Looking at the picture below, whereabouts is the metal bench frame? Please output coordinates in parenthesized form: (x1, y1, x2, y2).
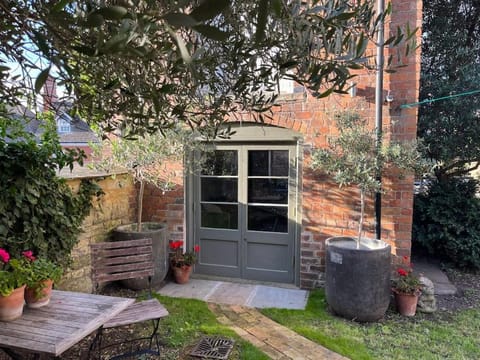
(89, 238, 169, 359)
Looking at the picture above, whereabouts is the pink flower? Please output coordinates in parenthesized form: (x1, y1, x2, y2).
(22, 250, 36, 262)
(0, 248, 9, 263)
(194, 245, 200, 253)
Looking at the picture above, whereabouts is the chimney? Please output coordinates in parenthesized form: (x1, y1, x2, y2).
(42, 75, 58, 112)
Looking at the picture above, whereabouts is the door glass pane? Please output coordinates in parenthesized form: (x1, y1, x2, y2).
(201, 204, 238, 229)
(248, 150, 289, 176)
(202, 150, 238, 176)
(248, 206, 288, 233)
(201, 178, 237, 202)
(248, 179, 288, 204)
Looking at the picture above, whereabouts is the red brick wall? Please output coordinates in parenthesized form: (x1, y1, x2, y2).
(142, 0, 422, 288)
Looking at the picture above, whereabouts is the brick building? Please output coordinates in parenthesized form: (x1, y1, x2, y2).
(142, 1, 422, 289)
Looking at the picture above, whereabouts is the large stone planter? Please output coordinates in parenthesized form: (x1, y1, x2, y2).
(325, 236, 391, 322)
(113, 222, 167, 290)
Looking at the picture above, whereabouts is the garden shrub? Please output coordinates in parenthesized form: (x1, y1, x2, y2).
(0, 115, 102, 268)
(413, 177, 480, 269)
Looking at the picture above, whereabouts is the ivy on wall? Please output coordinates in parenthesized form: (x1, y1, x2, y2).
(0, 114, 103, 268)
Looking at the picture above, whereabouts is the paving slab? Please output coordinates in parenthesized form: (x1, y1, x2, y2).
(248, 285, 309, 309)
(158, 279, 308, 309)
(158, 279, 222, 300)
(413, 259, 457, 295)
(207, 282, 255, 305)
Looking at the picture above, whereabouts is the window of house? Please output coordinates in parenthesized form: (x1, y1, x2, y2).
(56, 116, 71, 133)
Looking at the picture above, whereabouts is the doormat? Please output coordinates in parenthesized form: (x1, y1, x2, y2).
(190, 336, 235, 359)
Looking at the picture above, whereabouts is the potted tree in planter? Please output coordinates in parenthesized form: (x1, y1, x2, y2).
(310, 111, 424, 322)
(91, 127, 199, 289)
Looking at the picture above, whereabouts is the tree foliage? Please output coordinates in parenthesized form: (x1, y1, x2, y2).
(310, 111, 424, 245)
(418, 0, 480, 180)
(0, 0, 415, 138)
(413, 177, 480, 270)
(90, 126, 207, 230)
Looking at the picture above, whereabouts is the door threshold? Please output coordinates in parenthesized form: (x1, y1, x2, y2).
(191, 273, 300, 289)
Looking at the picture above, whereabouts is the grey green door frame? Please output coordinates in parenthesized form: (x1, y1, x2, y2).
(189, 142, 301, 285)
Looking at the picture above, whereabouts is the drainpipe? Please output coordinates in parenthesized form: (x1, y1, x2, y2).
(375, 0, 385, 240)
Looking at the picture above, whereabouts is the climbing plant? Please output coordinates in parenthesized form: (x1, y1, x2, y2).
(0, 115, 103, 268)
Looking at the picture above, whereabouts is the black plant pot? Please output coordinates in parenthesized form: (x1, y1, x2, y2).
(325, 236, 391, 322)
(113, 222, 167, 290)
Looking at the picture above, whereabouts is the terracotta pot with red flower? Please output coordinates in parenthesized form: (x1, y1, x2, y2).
(391, 256, 422, 316)
(169, 241, 200, 284)
(21, 251, 63, 308)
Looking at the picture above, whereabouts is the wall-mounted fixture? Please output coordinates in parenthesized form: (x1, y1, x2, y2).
(349, 82, 357, 97)
(385, 90, 394, 103)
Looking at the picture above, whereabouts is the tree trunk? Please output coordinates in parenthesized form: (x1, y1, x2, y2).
(357, 188, 365, 249)
(137, 181, 144, 232)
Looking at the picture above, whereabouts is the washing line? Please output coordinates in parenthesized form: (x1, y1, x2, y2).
(400, 89, 480, 109)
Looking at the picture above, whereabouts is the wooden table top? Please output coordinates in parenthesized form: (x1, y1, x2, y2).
(0, 290, 135, 357)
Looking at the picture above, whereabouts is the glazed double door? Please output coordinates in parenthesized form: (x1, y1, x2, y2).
(194, 144, 297, 283)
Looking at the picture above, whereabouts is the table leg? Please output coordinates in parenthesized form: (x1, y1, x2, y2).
(1, 347, 40, 360)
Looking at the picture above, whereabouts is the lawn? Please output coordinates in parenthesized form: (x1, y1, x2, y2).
(87, 281, 480, 360)
(261, 289, 480, 360)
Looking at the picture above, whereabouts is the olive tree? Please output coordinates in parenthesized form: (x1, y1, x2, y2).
(1, 1, 415, 138)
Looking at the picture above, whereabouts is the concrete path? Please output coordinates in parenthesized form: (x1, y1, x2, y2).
(158, 279, 309, 309)
(209, 303, 348, 360)
(413, 258, 457, 295)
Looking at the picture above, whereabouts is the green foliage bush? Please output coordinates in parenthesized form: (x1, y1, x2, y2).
(413, 177, 480, 269)
(0, 116, 102, 268)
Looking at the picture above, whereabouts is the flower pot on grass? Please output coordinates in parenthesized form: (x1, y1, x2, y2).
(391, 256, 422, 316)
(393, 289, 420, 316)
(325, 237, 391, 322)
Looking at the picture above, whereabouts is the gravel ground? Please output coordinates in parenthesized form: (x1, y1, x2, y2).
(436, 267, 480, 312)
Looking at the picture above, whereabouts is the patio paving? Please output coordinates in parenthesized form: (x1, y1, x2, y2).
(158, 279, 309, 309)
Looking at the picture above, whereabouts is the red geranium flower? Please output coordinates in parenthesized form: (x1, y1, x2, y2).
(194, 245, 200, 253)
(397, 268, 408, 277)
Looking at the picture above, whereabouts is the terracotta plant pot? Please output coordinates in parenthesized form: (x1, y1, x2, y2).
(393, 290, 420, 316)
(25, 279, 54, 308)
(172, 265, 192, 284)
(0, 285, 26, 321)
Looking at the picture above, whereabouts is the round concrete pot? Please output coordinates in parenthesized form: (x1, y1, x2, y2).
(113, 222, 167, 290)
(325, 236, 391, 322)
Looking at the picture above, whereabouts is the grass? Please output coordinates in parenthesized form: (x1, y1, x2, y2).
(261, 289, 480, 360)
(152, 294, 269, 360)
(146, 290, 479, 359)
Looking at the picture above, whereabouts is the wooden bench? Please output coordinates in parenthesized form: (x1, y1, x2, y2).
(90, 238, 169, 359)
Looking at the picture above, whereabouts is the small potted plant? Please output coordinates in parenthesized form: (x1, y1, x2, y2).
(169, 241, 200, 284)
(391, 256, 422, 316)
(0, 248, 28, 321)
(22, 251, 63, 308)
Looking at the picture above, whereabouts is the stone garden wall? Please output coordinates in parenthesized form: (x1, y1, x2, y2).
(57, 169, 136, 292)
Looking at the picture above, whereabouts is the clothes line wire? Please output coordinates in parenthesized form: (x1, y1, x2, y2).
(400, 89, 480, 108)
